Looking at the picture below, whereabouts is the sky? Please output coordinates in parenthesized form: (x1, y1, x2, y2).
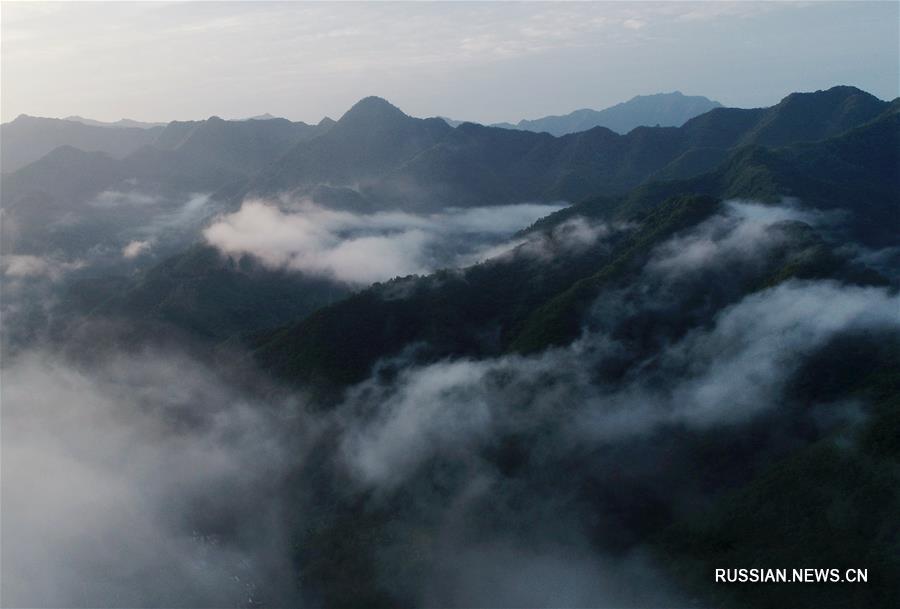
(1, 1, 898, 124)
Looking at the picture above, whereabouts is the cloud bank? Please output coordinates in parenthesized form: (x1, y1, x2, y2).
(339, 279, 900, 489)
(204, 199, 566, 284)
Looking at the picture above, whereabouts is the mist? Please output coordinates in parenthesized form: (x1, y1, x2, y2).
(2, 0, 898, 602)
(2, 197, 897, 607)
(204, 198, 566, 284)
(1, 347, 309, 608)
(314, 202, 899, 606)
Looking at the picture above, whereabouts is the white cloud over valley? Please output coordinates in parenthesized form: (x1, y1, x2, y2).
(203, 199, 566, 284)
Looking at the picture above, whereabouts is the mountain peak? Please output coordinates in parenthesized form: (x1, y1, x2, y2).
(339, 96, 407, 124)
(777, 85, 879, 107)
(9, 114, 41, 125)
(632, 91, 685, 100)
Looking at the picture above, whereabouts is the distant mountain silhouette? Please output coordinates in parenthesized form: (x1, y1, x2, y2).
(3, 86, 892, 258)
(0, 115, 336, 255)
(136, 115, 327, 177)
(5, 87, 888, 220)
(494, 92, 723, 135)
(64, 116, 167, 129)
(0, 115, 164, 173)
(2, 115, 334, 204)
(437, 116, 465, 128)
(2, 145, 121, 208)
(240, 113, 279, 121)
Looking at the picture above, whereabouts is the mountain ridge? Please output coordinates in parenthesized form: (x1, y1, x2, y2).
(497, 91, 723, 135)
(247, 106, 898, 390)
(0, 115, 165, 173)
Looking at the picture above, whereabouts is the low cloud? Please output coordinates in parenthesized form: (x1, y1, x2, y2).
(336, 201, 899, 491)
(593, 280, 900, 433)
(327, 277, 898, 608)
(451, 214, 620, 268)
(122, 239, 152, 258)
(646, 199, 827, 276)
(1, 254, 84, 279)
(90, 190, 162, 208)
(1, 348, 308, 608)
(338, 281, 900, 491)
(203, 199, 566, 284)
(5, 196, 896, 608)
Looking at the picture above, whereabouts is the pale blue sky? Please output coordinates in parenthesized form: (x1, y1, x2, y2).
(2, 1, 897, 124)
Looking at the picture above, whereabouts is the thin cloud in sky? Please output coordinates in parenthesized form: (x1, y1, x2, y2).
(1, 2, 897, 123)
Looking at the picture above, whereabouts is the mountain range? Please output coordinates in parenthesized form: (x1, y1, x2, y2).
(2, 84, 899, 608)
(243, 90, 897, 608)
(63, 116, 168, 129)
(248, 105, 899, 392)
(488, 91, 722, 135)
(3, 86, 895, 330)
(0, 113, 333, 176)
(5, 87, 881, 209)
(8, 84, 887, 387)
(254, 86, 889, 209)
(1, 115, 166, 173)
(0, 91, 714, 175)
